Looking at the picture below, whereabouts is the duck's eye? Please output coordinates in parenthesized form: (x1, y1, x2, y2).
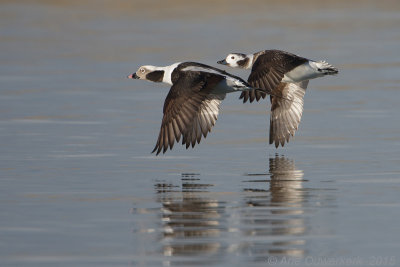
(231, 56, 235, 59)
(140, 68, 145, 73)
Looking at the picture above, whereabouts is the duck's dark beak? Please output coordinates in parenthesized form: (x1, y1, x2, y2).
(127, 73, 139, 79)
(217, 59, 227, 65)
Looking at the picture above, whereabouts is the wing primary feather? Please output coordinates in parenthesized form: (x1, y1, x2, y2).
(269, 118, 274, 145)
(152, 143, 158, 154)
(200, 109, 212, 134)
(196, 120, 202, 144)
(243, 91, 249, 103)
(192, 118, 198, 147)
(172, 119, 181, 142)
(157, 128, 164, 155)
(163, 126, 169, 153)
(198, 112, 208, 136)
(182, 134, 187, 145)
(168, 122, 175, 149)
(204, 105, 216, 126)
(175, 115, 186, 134)
(185, 138, 191, 149)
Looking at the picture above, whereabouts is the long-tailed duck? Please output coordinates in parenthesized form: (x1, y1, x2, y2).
(217, 49, 338, 148)
(128, 62, 269, 155)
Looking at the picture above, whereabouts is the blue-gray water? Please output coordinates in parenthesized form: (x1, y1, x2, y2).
(1, 1, 400, 266)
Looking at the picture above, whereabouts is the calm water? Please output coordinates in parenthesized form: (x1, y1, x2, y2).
(1, 1, 400, 266)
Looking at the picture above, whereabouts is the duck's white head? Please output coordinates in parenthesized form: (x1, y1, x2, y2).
(128, 62, 181, 85)
(217, 53, 250, 69)
(128, 65, 164, 82)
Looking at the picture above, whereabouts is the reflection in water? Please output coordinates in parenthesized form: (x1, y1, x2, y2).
(241, 155, 307, 261)
(139, 157, 311, 265)
(155, 174, 225, 265)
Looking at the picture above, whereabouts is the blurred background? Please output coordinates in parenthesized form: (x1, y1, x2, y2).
(1, 0, 400, 266)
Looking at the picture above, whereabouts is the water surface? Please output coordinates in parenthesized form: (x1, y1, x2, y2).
(1, 1, 400, 266)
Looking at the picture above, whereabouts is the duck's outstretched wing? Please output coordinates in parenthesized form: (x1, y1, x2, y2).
(269, 81, 309, 148)
(152, 72, 225, 155)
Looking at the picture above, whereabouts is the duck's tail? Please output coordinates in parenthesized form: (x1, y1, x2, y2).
(315, 60, 339, 75)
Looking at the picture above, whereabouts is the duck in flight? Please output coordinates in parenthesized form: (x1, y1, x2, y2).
(128, 62, 271, 155)
(217, 49, 338, 148)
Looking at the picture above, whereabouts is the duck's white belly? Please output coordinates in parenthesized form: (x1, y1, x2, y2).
(282, 61, 323, 83)
(212, 80, 237, 94)
(212, 79, 252, 95)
